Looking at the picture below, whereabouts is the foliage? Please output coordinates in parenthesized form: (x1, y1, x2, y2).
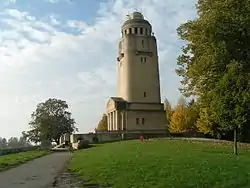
(196, 107, 220, 137)
(0, 146, 39, 156)
(96, 114, 108, 131)
(0, 138, 7, 148)
(0, 150, 49, 171)
(212, 63, 250, 132)
(77, 140, 91, 150)
(7, 137, 19, 148)
(169, 97, 198, 132)
(177, 0, 250, 97)
(27, 98, 78, 145)
(0, 133, 31, 149)
(176, 0, 250, 153)
(18, 131, 31, 147)
(69, 139, 250, 188)
(92, 135, 99, 143)
(164, 98, 173, 125)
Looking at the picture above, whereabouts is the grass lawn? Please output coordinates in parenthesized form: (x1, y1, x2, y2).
(69, 139, 250, 188)
(0, 150, 50, 171)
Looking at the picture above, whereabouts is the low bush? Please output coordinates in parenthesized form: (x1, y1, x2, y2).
(77, 140, 91, 149)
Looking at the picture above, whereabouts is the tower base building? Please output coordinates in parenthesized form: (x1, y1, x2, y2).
(106, 12, 167, 134)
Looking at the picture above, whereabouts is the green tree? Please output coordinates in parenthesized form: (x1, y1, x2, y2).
(26, 129, 40, 144)
(176, 0, 250, 155)
(7, 137, 19, 148)
(96, 114, 108, 131)
(211, 63, 250, 155)
(19, 131, 31, 147)
(27, 98, 78, 145)
(0, 137, 7, 148)
(164, 98, 173, 126)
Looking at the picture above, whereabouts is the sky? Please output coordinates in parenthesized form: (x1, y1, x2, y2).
(0, 0, 197, 138)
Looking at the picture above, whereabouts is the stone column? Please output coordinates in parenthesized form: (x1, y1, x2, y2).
(112, 111, 115, 130)
(125, 112, 127, 130)
(121, 112, 124, 131)
(109, 113, 112, 131)
(109, 112, 111, 131)
(115, 111, 118, 131)
(107, 113, 110, 131)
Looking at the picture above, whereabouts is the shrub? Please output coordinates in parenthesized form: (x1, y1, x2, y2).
(77, 140, 90, 150)
(92, 135, 99, 143)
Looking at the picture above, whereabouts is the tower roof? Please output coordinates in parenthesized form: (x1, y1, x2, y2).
(122, 11, 151, 28)
(129, 12, 144, 20)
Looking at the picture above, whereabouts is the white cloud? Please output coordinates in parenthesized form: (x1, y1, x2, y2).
(45, 0, 74, 4)
(46, 0, 59, 3)
(0, 0, 196, 138)
(3, 0, 16, 5)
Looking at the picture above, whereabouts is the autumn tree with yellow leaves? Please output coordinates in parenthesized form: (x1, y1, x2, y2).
(169, 97, 198, 133)
(96, 114, 108, 131)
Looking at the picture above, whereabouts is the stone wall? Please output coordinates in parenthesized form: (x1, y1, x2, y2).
(0, 146, 39, 156)
(96, 132, 122, 143)
(63, 130, 208, 146)
(94, 130, 169, 143)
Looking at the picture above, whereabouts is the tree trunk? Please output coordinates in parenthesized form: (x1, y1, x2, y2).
(234, 127, 238, 155)
(56, 139, 60, 145)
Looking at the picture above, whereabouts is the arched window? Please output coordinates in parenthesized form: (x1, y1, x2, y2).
(135, 27, 138, 34)
(140, 27, 143, 35)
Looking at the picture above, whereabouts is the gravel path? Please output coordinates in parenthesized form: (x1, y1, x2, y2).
(0, 152, 72, 188)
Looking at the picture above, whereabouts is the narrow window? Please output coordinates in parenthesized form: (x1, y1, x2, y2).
(142, 40, 144, 48)
(129, 28, 132, 34)
(125, 30, 127, 34)
(136, 118, 139, 125)
(142, 118, 145, 125)
(145, 28, 148, 35)
(141, 57, 143, 62)
(144, 92, 146, 97)
(144, 57, 147, 63)
(135, 27, 138, 34)
(140, 27, 143, 35)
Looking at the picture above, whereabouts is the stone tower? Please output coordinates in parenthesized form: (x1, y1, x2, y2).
(106, 12, 167, 133)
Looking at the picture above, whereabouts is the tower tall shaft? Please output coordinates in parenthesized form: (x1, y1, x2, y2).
(117, 12, 161, 103)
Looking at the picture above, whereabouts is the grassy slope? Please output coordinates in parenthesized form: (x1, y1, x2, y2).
(69, 139, 250, 188)
(0, 150, 50, 171)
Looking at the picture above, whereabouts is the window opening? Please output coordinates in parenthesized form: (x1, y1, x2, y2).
(142, 118, 145, 125)
(140, 27, 143, 35)
(135, 27, 138, 34)
(136, 118, 139, 125)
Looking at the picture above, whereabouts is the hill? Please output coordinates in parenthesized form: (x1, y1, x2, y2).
(69, 139, 250, 188)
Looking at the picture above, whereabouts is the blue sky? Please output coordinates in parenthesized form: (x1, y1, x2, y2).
(0, 0, 196, 138)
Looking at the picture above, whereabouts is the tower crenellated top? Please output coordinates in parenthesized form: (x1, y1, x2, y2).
(121, 12, 152, 37)
(127, 12, 144, 20)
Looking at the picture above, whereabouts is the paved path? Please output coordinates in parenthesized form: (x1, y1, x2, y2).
(0, 152, 72, 188)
